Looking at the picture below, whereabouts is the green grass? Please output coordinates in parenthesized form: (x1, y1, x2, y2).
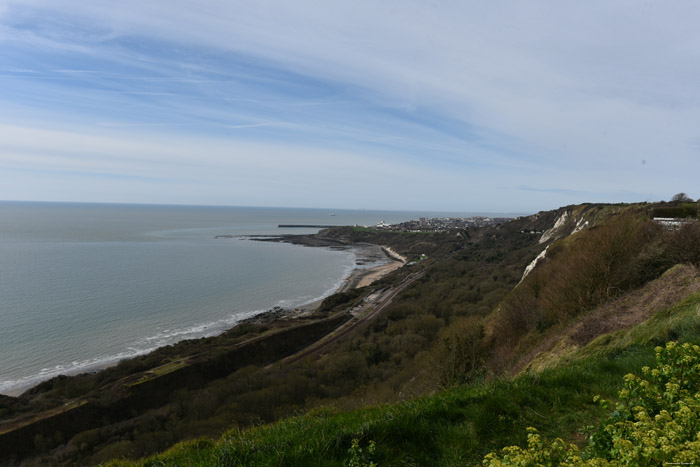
(577, 291, 700, 359)
(109, 292, 700, 466)
(106, 349, 655, 466)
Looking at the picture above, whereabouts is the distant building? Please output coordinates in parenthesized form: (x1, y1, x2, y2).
(653, 217, 697, 230)
(370, 216, 511, 232)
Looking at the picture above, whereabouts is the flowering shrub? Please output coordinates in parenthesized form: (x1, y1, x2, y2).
(484, 342, 700, 466)
(346, 438, 377, 467)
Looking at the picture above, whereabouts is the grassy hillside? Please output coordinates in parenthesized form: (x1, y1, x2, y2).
(110, 284, 700, 466)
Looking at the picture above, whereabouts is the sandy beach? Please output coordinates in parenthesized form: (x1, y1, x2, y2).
(287, 244, 405, 316)
(338, 258, 404, 291)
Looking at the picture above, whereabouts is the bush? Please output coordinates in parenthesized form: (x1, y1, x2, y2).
(671, 192, 694, 203)
(433, 316, 485, 387)
(493, 214, 667, 356)
(319, 289, 363, 312)
(652, 205, 698, 218)
(667, 222, 700, 266)
(484, 341, 700, 465)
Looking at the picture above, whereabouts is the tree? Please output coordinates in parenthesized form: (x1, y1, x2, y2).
(671, 192, 693, 203)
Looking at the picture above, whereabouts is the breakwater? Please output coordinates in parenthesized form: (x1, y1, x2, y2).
(278, 224, 340, 228)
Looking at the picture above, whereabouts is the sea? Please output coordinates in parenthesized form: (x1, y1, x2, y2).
(0, 201, 479, 396)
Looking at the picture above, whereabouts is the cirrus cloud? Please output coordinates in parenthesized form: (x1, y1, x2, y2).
(0, 1, 698, 211)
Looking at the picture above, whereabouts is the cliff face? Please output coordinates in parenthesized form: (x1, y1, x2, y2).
(478, 202, 700, 377)
(511, 204, 653, 283)
(513, 203, 637, 244)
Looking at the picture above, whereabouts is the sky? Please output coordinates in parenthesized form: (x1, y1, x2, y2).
(0, 1, 698, 213)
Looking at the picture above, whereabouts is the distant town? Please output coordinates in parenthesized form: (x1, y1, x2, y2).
(371, 216, 512, 232)
(276, 216, 514, 232)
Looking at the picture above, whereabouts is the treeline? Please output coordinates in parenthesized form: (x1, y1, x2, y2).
(652, 199, 699, 218)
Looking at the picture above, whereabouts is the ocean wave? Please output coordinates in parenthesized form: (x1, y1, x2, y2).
(136, 309, 267, 347)
(0, 308, 268, 396)
(0, 348, 151, 395)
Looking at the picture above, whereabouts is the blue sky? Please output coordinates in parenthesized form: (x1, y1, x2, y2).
(1, 1, 699, 213)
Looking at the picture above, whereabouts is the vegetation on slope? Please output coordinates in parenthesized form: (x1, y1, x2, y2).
(485, 341, 700, 465)
(4, 210, 550, 465)
(5, 201, 700, 465)
(460, 207, 700, 381)
(110, 287, 700, 466)
(109, 199, 700, 466)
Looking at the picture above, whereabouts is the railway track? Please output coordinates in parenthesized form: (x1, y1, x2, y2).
(279, 271, 424, 365)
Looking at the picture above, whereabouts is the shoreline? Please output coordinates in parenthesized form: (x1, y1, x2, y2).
(240, 242, 404, 323)
(2, 239, 404, 398)
(337, 242, 406, 292)
(337, 257, 404, 292)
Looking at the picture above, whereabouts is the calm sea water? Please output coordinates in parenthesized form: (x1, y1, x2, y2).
(0, 202, 466, 395)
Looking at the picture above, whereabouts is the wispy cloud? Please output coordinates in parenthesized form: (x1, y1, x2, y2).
(515, 186, 650, 200)
(0, 1, 698, 210)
